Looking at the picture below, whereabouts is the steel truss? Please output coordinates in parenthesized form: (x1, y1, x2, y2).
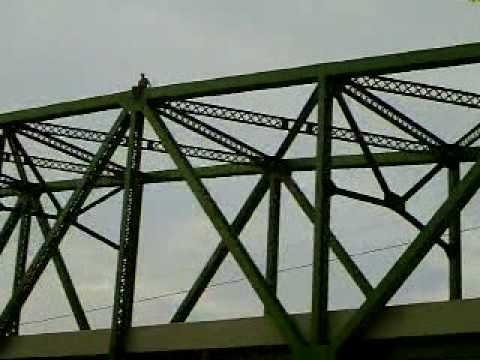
(0, 42, 479, 359)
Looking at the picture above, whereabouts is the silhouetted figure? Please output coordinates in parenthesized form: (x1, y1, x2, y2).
(138, 73, 151, 89)
(132, 73, 151, 98)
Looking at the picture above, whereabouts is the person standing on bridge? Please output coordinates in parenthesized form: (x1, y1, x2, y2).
(133, 73, 151, 98)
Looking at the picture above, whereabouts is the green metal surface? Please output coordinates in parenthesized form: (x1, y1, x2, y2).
(0, 43, 479, 359)
(171, 175, 270, 323)
(144, 105, 306, 352)
(266, 175, 281, 298)
(1, 149, 474, 198)
(9, 196, 31, 336)
(401, 163, 443, 201)
(34, 199, 90, 331)
(109, 112, 144, 359)
(0, 43, 478, 127)
(0, 198, 25, 257)
(282, 176, 373, 297)
(336, 93, 390, 195)
(448, 162, 462, 300)
(171, 87, 317, 324)
(311, 77, 333, 346)
(332, 156, 480, 355)
(0, 111, 129, 336)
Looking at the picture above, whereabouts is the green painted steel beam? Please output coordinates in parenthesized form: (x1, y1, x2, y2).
(3, 300, 480, 359)
(9, 196, 31, 336)
(144, 41, 480, 101)
(109, 113, 144, 359)
(282, 176, 373, 297)
(401, 163, 443, 201)
(311, 77, 333, 346)
(171, 175, 270, 323)
(0, 43, 479, 126)
(34, 199, 90, 331)
(171, 88, 317, 324)
(0, 111, 130, 337)
(144, 105, 307, 352)
(265, 175, 281, 298)
(0, 94, 124, 126)
(336, 93, 390, 195)
(331, 157, 480, 355)
(0, 150, 470, 198)
(0, 198, 26, 256)
(73, 222, 119, 250)
(448, 162, 462, 300)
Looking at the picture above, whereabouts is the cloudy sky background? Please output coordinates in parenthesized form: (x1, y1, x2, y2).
(0, 0, 479, 335)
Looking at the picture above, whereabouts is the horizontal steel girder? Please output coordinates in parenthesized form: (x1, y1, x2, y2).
(2, 299, 480, 359)
(0, 149, 479, 197)
(0, 42, 479, 126)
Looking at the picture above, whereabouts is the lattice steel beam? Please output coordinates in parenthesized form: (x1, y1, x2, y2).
(168, 100, 291, 130)
(353, 75, 480, 109)
(19, 113, 430, 167)
(158, 105, 266, 159)
(1, 151, 98, 175)
(168, 99, 429, 151)
(1, 149, 479, 198)
(2, 100, 430, 173)
(26, 122, 252, 163)
(18, 124, 125, 173)
(343, 83, 446, 146)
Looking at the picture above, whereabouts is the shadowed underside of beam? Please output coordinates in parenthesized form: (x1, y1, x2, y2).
(3, 299, 480, 359)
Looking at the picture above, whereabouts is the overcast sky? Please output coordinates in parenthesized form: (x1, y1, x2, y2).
(0, 1, 479, 335)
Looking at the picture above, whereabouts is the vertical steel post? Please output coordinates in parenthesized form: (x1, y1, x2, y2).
(265, 174, 281, 307)
(0, 132, 5, 174)
(109, 112, 144, 360)
(311, 76, 333, 346)
(448, 162, 462, 300)
(9, 196, 31, 336)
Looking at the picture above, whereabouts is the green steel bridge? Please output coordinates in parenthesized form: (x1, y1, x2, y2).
(0, 42, 480, 359)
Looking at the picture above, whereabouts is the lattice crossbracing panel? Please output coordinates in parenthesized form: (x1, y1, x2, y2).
(0, 103, 434, 176)
(353, 75, 480, 109)
(27, 122, 252, 164)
